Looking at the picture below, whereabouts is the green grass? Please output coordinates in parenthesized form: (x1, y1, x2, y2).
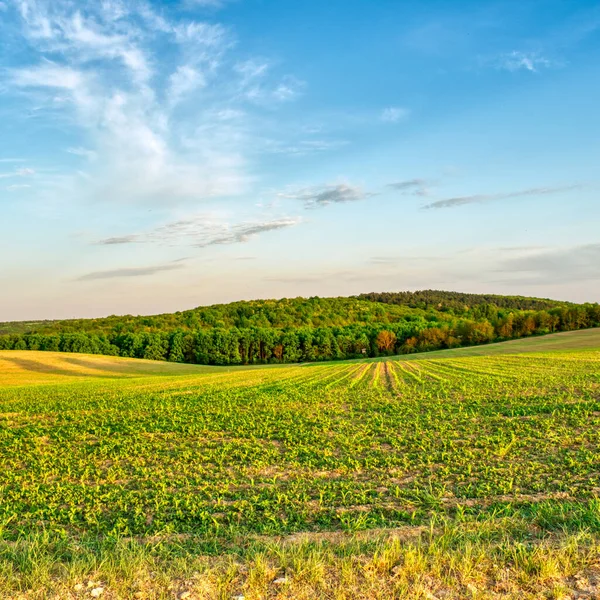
(1, 332, 600, 598)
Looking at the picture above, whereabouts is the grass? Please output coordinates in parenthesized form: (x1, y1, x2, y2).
(1, 330, 600, 598)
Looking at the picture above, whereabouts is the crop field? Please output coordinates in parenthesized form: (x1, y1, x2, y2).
(1, 330, 600, 599)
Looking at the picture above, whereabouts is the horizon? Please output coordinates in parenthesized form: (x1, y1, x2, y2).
(2, 0, 600, 321)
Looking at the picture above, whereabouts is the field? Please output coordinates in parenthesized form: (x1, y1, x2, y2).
(1, 329, 600, 599)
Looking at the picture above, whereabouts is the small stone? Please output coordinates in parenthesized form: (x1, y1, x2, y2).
(74, 583, 84, 592)
(273, 577, 288, 585)
(232, 595, 245, 600)
(179, 593, 192, 599)
(90, 588, 104, 598)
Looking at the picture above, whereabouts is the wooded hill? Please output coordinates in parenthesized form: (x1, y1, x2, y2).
(1, 290, 597, 365)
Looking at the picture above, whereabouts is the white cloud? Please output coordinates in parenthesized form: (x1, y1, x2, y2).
(12, 63, 85, 90)
(172, 20, 228, 47)
(497, 51, 555, 72)
(235, 59, 269, 82)
(273, 80, 300, 101)
(4, 1, 303, 208)
(381, 107, 410, 123)
(168, 65, 206, 105)
(15, 1, 151, 82)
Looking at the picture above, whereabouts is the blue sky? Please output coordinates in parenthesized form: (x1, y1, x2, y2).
(1, 0, 599, 320)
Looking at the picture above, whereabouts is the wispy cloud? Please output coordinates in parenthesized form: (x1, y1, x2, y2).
(183, 0, 235, 8)
(423, 184, 582, 210)
(387, 178, 434, 197)
(97, 214, 302, 247)
(0, 167, 35, 179)
(168, 65, 206, 106)
(76, 263, 185, 281)
(4, 0, 304, 208)
(381, 107, 409, 123)
(496, 51, 556, 72)
(67, 147, 97, 160)
(235, 59, 269, 83)
(6, 184, 32, 191)
(261, 138, 348, 156)
(15, 2, 152, 82)
(244, 75, 305, 105)
(280, 183, 375, 208)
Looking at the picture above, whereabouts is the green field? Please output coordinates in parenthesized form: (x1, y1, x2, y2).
(1, 329, 600, 599)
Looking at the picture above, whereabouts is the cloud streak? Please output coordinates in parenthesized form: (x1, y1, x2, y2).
(280, 183, 375, 208)
(423, 184, 582, 210)
(76, 263, 184, 281)
(387, 178, 434, 197)
(97, 215, 302, 247)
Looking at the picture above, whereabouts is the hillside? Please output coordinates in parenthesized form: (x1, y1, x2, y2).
(0, 290, 575, 335)
(1, 290, 598, 365)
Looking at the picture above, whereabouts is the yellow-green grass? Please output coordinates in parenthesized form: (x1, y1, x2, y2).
(0, 350, 227, 387)
(1, 339, 600, 598)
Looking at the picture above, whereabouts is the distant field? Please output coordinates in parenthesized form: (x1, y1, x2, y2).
(403, 328, 600, 358)
(384, 326, 600, 361)
(1, 334, 600, 598)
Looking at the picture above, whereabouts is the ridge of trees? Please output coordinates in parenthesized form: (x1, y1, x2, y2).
(354, 290, 570, 312)
(0, 290, 598, 365)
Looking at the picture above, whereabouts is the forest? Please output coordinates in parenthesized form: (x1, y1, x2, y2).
(0, 290, 598, 365)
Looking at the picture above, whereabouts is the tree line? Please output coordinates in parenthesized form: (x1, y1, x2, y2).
(355, 290, 570, 312)
(1, 303, 598, 365)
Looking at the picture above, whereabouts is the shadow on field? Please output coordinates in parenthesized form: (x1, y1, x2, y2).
(2, 357, 117, 379)
(61, 356, 138, 375)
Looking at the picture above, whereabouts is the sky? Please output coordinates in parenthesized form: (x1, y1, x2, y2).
(0, 0, 599, 320)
